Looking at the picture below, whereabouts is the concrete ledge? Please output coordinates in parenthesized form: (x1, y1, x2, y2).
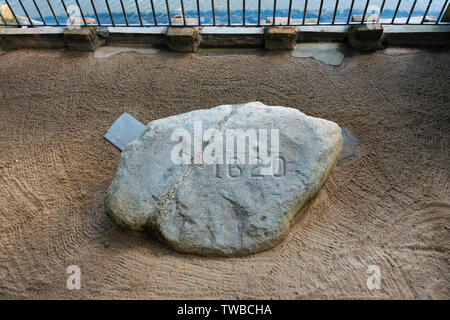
(0, 25, 449, 51)
(295, 26, 347, 41)
(200, 27, 264, 48)
(0, 27, 65, 49)
(106, 27, 167, 47)
(383, 25, 450, 47)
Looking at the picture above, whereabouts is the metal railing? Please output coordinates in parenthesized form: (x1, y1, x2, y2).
(0, 0, 449, 27)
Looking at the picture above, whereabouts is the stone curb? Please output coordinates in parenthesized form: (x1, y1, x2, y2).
(0, 25, 449, 52)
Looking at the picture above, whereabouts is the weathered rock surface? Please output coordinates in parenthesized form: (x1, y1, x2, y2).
(348, 24, 385, 52)
(105, 102, 342, 256)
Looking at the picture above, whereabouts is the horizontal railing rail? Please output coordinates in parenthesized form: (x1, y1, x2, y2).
(0, 0, 449, 27)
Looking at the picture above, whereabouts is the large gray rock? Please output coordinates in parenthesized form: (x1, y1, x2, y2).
(105, 102, 342, 256)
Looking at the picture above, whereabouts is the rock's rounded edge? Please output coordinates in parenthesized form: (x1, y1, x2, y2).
(105, 102, 343, 256)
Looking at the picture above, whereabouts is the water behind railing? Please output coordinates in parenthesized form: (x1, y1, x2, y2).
(1, 0, 449, 26)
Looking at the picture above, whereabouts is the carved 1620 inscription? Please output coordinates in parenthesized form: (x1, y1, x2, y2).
(213, 156, 287, 178)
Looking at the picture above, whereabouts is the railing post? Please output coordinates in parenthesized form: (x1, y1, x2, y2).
(317, 0, 324, 25)
(303, 0, 308, 25)
(105, 0, 115, 26)
(361, 0, 370, 24)
(347, 0, 355, 25)
(332, 0, 339, 25)
(197, 0, 201, 26)
(18, 0, 33, 26)
(134, 0, 143, 26)
(243, 0, 246, 26)
(421, 0, 433, 24)
(46, 0, 59, 25)
(165, 0, 171, 26)
(257, 0, 261, 26)
(287, 0, 292, 26)
(211, 0, 215, 26)
(119, 0, 129, 26)
(227, 0, 230, 26)
(437, 0, 449, 23)
(392, 0, 402, 24)
(406, 0, 418, 24)
(32, 0, 46, 26)
(272, 0, 277, 26)
(74, 0, 87, 25)
(149, 0, 157, 25)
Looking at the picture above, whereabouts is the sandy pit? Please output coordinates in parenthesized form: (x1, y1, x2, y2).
(0, 47, 448, 299)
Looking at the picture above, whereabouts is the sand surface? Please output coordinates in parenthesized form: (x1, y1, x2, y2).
(0, 47, 448, 299)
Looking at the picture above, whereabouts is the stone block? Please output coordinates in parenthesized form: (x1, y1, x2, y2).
(64, 27, 104, 51)
(347, 24, 384, 51)
(166, 27, 200, 52)
(264, 26, 297, 50)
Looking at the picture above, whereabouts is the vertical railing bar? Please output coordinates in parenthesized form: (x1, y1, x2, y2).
(243, 0, 245, 26)
(406, 0, 418, 24)
(211, 0, 215, 25)
(119, 0, 129, 26)
(287, 0, 292, 25)
(317, 0, 324, 25)
(165, 0, 171, 26)
(0, 11, 7, 26)
(332, 0, 339, 24)
(302, 0, 308, 25)
(32, 0, 46, 26)
(436, 0, 449, 24)
(18, 0, 33, 26)
(346, 0, 355, 25)
(257, 0, 261, 26)
(227, 0, 230, 26)
(392, 0, 401, 24)
(379, 0, 386, 22)
(46, 0, 59, 25)
(197, 0, 201, 26)
(361, 0, 370, 24)
(421, 0, 433, 24)
(272, 0, 277, 26)
(90, 0, 101, 26)
(61, 0, 71, 23)
(105, 0, 115, 26)
(134, 0, 143, 26)
(74, 0, 87, 25)
(181, 0, 186, 26)
(149, 0, 157, 25)
(4, 0, 21, 26)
